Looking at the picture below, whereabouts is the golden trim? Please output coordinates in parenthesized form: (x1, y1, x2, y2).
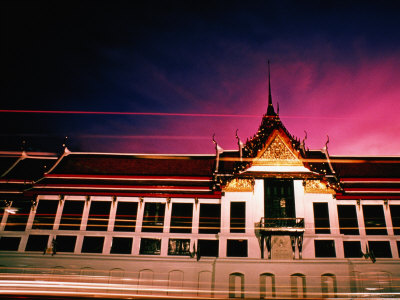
(253, 135, 303, 166)
(304, 180, 335, 194)
(223, 178, 254, 192)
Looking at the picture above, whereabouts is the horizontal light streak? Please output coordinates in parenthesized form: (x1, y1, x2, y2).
(25, 190, 222, 198)
(44, 174, 212, 181)
(0, 180, 33, 184)
(0, 150, 57, 157)
(0, 279, 399, 299)
(0, 109, 363, 120)
(345, 190, 400, 194)
(336, 195, 400, 199)
(34, 184, 211, 192)
(341, 178, 400, 183)
(0, 109, 259, 117)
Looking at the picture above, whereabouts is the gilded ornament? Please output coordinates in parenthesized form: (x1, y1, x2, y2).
(224, 178, 254, 192)
(304, 180, 335, 194)
(253, 135, 303, 166)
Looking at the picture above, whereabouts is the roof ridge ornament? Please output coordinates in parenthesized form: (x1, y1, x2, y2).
(212, 134, 223, 174)
(322, 135, 336, 175)
(236, 129, 243, 162)
(301, 130, 308, 151)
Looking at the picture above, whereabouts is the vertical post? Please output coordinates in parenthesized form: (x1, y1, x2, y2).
(261, 235, 265, 259)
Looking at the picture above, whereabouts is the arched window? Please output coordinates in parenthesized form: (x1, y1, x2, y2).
(198, 271, 212, 297)
(229, 272, 244, 298)
(80, 267, 94, 283)
(168, 270, 184, 296)
(51, 266, 65, 282)
(138, 269, 154, 295)
(260, 273, 276, 298)
(321, 273, 337, 298)
(291, 273, 306, 298)
(109, 268, 124, 285)
(350, 271, 360, 294)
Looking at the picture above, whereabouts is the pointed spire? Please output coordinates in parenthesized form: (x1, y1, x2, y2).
(266, 60, 276, 116)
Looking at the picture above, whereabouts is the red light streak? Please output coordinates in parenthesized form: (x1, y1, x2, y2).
(0, 109, 360, 120)
(0, 109, 258, 118)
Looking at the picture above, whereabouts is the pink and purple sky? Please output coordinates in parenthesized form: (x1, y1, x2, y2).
(2, 1, 400, 155)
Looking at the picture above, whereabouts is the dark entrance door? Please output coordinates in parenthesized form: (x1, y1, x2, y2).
(264, 179, 295, 218)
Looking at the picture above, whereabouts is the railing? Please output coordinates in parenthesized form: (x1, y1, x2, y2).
(257, 217, 305, 230)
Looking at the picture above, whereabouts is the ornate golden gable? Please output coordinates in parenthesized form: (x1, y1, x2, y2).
(304, 180, 335, 194)
(223, 178, 254, 192)
(253, 134, 303, 166)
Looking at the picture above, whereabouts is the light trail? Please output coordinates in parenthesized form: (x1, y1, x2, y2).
(0, 109, 361, 120)
(0, 109, 258, 118)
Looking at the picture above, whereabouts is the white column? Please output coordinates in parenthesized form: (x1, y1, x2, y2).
(53, 199, 64, 230)
(335, 237, 344, 259)
(192, 199, 199, 234)
(329, 197, 340, 235)
(383, 201, 394, 235)
(294, 180, 305, 219)
(80, 198, 91, 231)
(132, 198, 144, 255)
(161, 237, 169, 256)
(75, 235, 84, 253)
(164, 198, 172, 233)
(218, 235, 226, 258)
(220, 196, 230, 234)
(108, 198, 118, 231)
(357, 202, 366, 236)
(357, 202, 368, 254)
(136, 199, 144, 233)
(25, 201, 36, 230)
(103, 236, 112, 254)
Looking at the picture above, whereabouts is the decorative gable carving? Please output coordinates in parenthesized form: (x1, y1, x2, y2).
(223, 178, 254, 192)
(304, 180, 335, 194)
(253, 134, 303, 166)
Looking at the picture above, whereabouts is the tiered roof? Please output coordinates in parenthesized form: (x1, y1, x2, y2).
(332, 156, 400, 199)
(29, 151, 221, 198)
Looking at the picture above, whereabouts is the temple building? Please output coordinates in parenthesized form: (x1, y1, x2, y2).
(0, 72, 400, 298)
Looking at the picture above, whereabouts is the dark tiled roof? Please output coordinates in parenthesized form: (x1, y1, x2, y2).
(49, 153, 216, 177)
(331, 156, 400, 199)
(3, 157, 57, 181)
(29, 152, 222, 198)
(219, 150, 239, 174)
(331, 156, 400, 178)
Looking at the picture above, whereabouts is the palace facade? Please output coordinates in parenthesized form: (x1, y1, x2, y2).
(0, 79, 399, 298)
